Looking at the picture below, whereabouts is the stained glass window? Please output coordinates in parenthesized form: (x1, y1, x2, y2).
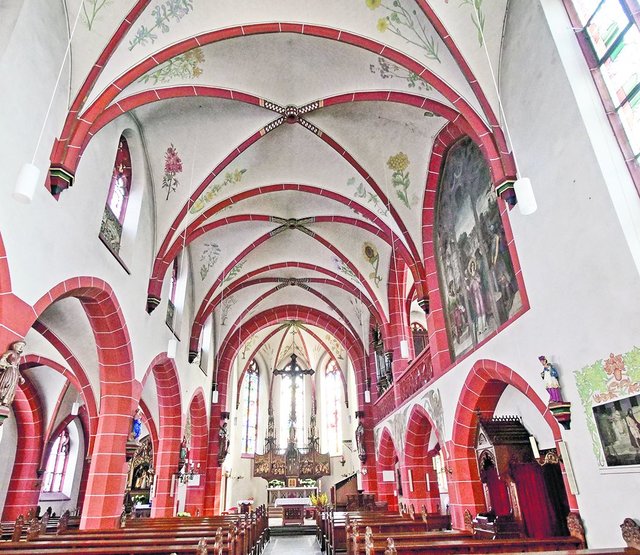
(100, 136, 132, 254)
(241, 360, 260, 455)
(42, 429, 70, 493)
(280, 373, 305, 449)
(571, 0, 640, 158)
(324, 361, 342, 455)
(433, 451, 448, 494)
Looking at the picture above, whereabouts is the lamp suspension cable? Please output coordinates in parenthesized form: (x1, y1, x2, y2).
(473, 4, 537, 215)
(14, 0, 87, 203)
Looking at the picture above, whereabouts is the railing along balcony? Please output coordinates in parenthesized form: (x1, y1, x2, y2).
(372, 347, 433, 425)
(395, 347, 433, 406)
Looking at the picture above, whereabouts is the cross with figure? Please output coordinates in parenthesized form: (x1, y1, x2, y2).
(274, 351, 314, 446)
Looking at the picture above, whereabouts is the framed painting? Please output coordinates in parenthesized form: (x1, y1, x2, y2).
(592, 393, 640, 467)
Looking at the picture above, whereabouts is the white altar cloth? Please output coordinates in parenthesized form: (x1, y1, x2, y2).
(274, 497, 311, 507)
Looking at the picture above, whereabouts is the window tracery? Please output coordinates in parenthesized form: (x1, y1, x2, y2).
(241, 359, 260, 455)
(324, 360, 342, 456)
(42, 429, 70, 494)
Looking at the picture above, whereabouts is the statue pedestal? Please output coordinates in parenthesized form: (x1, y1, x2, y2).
(549, 402, 572, 430)
(0, 405, 10, 427)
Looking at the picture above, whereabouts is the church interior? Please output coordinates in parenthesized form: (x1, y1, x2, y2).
(1, 0, 640, 553)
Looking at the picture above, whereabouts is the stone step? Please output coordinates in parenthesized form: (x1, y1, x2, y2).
(269, 525, 316, 536)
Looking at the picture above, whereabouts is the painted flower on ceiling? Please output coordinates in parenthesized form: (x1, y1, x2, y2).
(363, 242, 383, 287)
(365, 0, 440, 63)
(387, 151, 415, 209)
(162, 144, 183, 200)
(139, 47, 205, 85)
(190, 168, 247, 214)
(129, 0, 194, 51)
(604, 353, 625, 382)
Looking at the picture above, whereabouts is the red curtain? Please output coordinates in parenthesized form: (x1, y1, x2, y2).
(512, 463, 556, 538)
(485, 465, 511, 516)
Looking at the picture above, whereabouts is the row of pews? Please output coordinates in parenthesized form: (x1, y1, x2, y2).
(0, 505, 268, 555)
(1, 508, 80, 541)
(318, 506, 640, 555)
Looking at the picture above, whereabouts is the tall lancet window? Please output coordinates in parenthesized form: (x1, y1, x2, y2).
(241, 359, 260, 455)
(100, 135, 132, 254)
(324, 360, 342, 456)
(42, 429, 71, 493)
(280, 373, 305, 449)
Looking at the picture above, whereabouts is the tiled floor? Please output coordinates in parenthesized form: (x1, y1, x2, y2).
(262, 535, 322, 554)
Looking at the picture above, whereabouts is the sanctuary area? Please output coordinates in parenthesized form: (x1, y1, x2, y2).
(1, 0, 640, 553)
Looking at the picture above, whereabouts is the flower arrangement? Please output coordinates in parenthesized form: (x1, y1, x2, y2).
(310, 492, 329, 508)
(176, 511, 191, 517)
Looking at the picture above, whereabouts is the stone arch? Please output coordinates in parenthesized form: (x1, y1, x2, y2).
(140, 354, 182, 517)
(403, 404, 442, 512)
(377, 427, 399, 511)
(30, 277, 135, 529)
(448, 359, 576, 529)
(185, 388, 208, 516)
(1, 377, 44, 520)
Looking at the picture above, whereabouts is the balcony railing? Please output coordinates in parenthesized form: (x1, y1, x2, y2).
(395, 347, 433, 407)
(372, 347, 433, 425)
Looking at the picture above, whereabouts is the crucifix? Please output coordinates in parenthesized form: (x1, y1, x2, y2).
(274, 338, 314, 447)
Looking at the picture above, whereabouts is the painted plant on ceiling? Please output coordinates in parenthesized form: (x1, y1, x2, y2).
(190, 169, 247, 214)
(369, 57, 431, 91)
(333, 257, 360, 285)
(81, 0, 110, 30)
(138, 48, 205, 85)
(200, 243, 221, 280)
(347, 177, 389, 217)
(459, 0, 486, 46)
(223, 260, 246, 283)
(435, 137, 521, 360)
(366, 0, 441, 63)
(162, 144, 183, 200)
(129, 0, 194, 51)
(220, 296, 237, 326)
(386, 152, 416, 209)
(363, 242, 383, 287)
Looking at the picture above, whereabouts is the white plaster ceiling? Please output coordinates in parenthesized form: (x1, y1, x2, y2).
(56, 0, 514, 364)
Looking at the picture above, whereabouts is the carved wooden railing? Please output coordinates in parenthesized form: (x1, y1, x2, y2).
(395, 347, 433, 406)
(372, 385, 396, 424)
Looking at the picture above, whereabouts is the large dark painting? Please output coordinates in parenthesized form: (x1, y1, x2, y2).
(435, 137, 521, 359)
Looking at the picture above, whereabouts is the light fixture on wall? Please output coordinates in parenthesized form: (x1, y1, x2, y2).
(13, 1, 86, 203)
(473, 3, 537, 215)
(167, 338, 178, 359)
(211, 385, 219, 404)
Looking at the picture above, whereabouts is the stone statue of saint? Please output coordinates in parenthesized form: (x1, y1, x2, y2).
(0, 341, 26, 407)
(355, 419, 366, 463)
(218, 421, 230, 463)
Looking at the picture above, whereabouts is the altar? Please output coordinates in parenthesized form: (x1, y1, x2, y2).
(274, 497, 312, 526)
(266, 486, 317, 506)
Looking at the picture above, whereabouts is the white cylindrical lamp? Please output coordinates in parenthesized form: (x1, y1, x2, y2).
(167, 338, 178, 359)
(514, 177, 537, 215)
(13, 163, 40, 204)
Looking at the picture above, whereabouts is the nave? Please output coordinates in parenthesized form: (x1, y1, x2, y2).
(2, 0, 640, 552)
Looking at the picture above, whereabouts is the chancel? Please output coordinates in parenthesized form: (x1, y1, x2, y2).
(1, 0, 640, 553)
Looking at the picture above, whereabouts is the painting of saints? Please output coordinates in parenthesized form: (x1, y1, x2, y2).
(435, 137, 521, 359)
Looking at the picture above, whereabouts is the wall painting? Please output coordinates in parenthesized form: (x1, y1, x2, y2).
(435, 137, 521, 360)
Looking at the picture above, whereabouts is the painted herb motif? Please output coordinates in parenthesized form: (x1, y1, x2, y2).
(387, 152, 415, 208)
(190, 169, 247, 214)
(82, 0, 111, 31)
(241, 334, 257, 359)
(223, 260, 246, 283)
(129, 0, 194, 51)
(138, 47, 205, 85)
(162, 144, 183, 200)
(333, 256, 360, 284)
(347, 177, 389, 217)
(366, 0, 441, 63)
(199, 242, 221, 280)
(220, 296, 237, 326)
(459, 0, 486, 46)
(363, 242, 383, 287)
(325, 334, 344, 360)
(370, 57, 431, 91)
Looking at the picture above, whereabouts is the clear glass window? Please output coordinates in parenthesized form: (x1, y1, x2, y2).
(241, 360, 260, 454)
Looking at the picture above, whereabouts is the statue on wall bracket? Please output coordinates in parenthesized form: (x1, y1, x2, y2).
(0, 341, 26, 426)
(355, 411, 367, 463)
(539, 355, 572, 430)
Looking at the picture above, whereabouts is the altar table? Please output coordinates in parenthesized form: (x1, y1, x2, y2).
(274, 497, 311, 526)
